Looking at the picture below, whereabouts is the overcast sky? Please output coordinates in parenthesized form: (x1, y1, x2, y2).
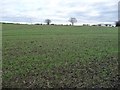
(0, 0, 119, 25)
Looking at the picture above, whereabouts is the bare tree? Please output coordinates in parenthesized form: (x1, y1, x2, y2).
(45, 19, 51, 25)
(69, 17, 77, 25)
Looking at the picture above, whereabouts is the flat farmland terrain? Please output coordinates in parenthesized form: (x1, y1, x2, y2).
(2, 24, 119, 88)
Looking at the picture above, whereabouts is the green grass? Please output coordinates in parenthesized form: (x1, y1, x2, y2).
(2, 24, 118, 88)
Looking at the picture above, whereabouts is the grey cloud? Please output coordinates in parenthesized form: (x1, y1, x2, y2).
(66, 2, 118, 23)
(1, 0, 118, 24)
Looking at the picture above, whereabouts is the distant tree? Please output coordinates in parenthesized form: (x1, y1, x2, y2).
(51, 24, 54, 25)
(83, 24, 89, 26)
(105, 24, 110, 27)
(98, 24, 102, 26)
(68, 17, 77, 26)
(92, 25, 97, 26)
(45, 19, 51, 25)
(109, 24, 112, 27)
(35, 23, 40, 25)
(116, 20, 120, 27)
(83, 24, 86, 26)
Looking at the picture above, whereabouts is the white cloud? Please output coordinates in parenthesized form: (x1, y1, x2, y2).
(0, 0, 119, 25)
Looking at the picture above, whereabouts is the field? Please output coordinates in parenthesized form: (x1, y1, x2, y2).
(2, 24, 119, 88)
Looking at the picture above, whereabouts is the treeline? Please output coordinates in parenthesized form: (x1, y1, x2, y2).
(1, 18, 120, 27)
(1, 22, 117, 27)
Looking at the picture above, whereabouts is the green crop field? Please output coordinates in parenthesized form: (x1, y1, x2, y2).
(2, 24, 118, 88)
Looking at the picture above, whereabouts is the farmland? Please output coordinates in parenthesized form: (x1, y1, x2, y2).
(2, 24, 118, 88)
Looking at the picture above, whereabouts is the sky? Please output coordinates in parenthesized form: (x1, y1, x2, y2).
(0, 0, 119, 25)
